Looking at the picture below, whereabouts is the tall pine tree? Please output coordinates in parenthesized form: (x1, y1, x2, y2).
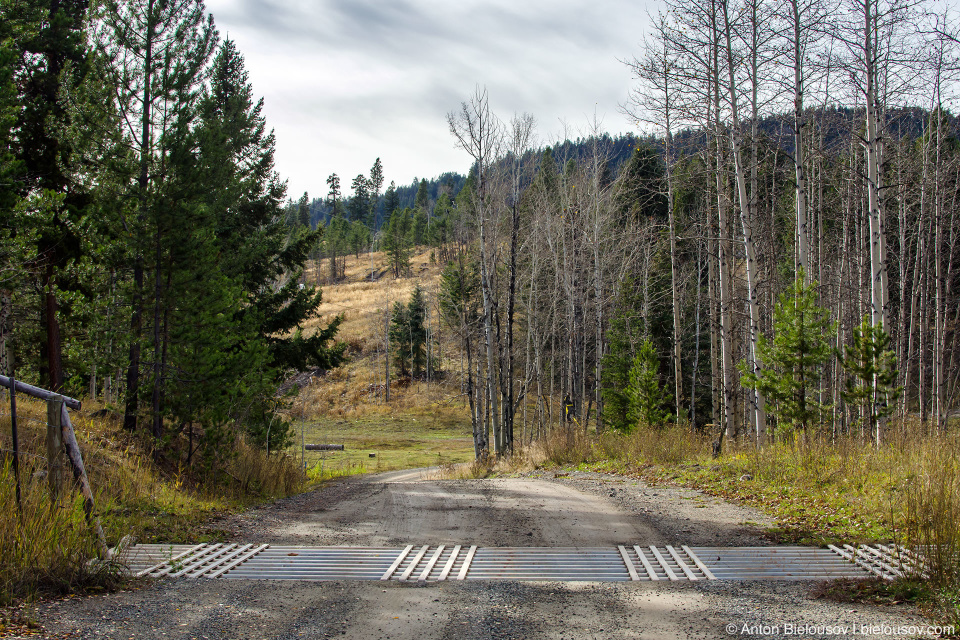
(101, 0, 217, 435)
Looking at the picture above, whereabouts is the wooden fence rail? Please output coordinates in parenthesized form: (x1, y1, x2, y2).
(0, 374, 110, 560)
(0, 375, 81, 410)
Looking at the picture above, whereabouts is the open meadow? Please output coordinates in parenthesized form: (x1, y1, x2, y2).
(290, 248, 477, 477)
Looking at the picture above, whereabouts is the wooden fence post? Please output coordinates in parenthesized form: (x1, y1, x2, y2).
(0, 376, 108, 559)
(47, 395, 65, 503)
(9, 370, 21, 512)
(59, 404, 110, 560)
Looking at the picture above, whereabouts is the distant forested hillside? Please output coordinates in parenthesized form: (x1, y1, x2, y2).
(304, 106, 942, 234)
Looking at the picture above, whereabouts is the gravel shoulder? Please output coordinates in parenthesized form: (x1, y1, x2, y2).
(31, 469, 935, 640)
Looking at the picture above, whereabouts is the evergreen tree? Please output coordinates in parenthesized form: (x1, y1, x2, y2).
(5, 0, 104, 392)
(196, 39, 345, 450)
(383, 180, 400, 221)
(430, 192, 453, 249)
(0, 19, 30, 362)
(601, 277, 662, 432)
(741, 272, 835, 436)
(383, 207, 412, 277)
(102, 0, 218, 434)
(326, 173, 343, 217)
(601, 314, 641, 433)
(297, 192, 310, 228)
(626, 339, 672, 430)
(533, 147, 559, 196)
(439, 258, 480, 327)
(348, 174, 369, 222)
(368, 158, 384, 228)
(616, 144, 668, 221)
(390, 285, 428, 378)
(840, 318, 901, 442)
(415, 177, 430, 212)
(412, 207, 428, 246)
(350, 220, 369, 259)
(323, 213, 349, 281)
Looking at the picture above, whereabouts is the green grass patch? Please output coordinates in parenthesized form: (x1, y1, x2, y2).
(647, 455, 895, 546)
(291, 407, 476, 475)
(100, 499, 234, 544)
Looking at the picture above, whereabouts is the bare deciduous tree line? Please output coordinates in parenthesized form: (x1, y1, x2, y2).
(440, 0, 960, 458)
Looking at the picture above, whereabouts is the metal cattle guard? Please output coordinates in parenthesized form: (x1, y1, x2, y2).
(121, 543, 906, 582)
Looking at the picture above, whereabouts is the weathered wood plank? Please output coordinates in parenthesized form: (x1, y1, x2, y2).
(60, 405, 110, 559)
(0, 375, 81, 410)
(47, 397, 64, 501)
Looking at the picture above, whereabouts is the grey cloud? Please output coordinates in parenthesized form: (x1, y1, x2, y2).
(204, 0, 654, 195)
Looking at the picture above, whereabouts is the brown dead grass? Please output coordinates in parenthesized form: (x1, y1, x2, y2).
(303, 249, 444, 359)
(294, 247, 470, 423)
(430, 442, 550, 479)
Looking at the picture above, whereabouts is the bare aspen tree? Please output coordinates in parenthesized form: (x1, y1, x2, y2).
(719, 0, 768, 444)
(666, 0, 738, 444)
(448, 87, 505, 455)
(707, 0, 739, 444)
(625, 13, 686, 422)
(504, 112, 535, 452)
(926, 17, 958, 432)
(780, 0, 829, 283)
(835, 0, 920, 443)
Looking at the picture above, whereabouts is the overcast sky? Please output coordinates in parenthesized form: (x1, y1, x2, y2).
(204, 0, 654, 200)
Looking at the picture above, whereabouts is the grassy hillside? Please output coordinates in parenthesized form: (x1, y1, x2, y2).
(292, 248, 476, 475)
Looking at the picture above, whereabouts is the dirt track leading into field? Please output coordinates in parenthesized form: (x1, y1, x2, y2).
(35, 470, 934, 640)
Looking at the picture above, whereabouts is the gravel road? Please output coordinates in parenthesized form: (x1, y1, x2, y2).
(33, 469, 935, 639)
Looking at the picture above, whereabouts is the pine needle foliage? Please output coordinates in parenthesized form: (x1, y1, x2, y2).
(741, 272, 835, 436)
(390, 285, 428, 378)
(839, 317, 901, 440)
(625, 339, 672, 430)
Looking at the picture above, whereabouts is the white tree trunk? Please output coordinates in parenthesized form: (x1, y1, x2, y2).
(721, 0, 767, 442)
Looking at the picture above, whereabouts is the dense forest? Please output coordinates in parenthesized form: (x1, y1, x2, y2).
(398, 0, 960, 457)
(0, 0, 347, 463)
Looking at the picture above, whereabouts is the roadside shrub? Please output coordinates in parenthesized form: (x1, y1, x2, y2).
(599, 424, 707, 466)
(901, 439, 960, 589)
(225, 438, 304, 497)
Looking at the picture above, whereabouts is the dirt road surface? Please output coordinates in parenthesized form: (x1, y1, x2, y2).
(36, 470, 932, 639)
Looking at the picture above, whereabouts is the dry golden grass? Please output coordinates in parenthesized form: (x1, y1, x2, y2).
(0, 395, 304, 604)
(286, 251, 478, 473)
(291, 247, 477, 426)
(430, 441, 550, 479)
(304, 249, 445, 353)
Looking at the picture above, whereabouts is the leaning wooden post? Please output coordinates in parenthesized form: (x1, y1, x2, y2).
(47, 396, 65, 504)
(59, 403, 110, 560)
